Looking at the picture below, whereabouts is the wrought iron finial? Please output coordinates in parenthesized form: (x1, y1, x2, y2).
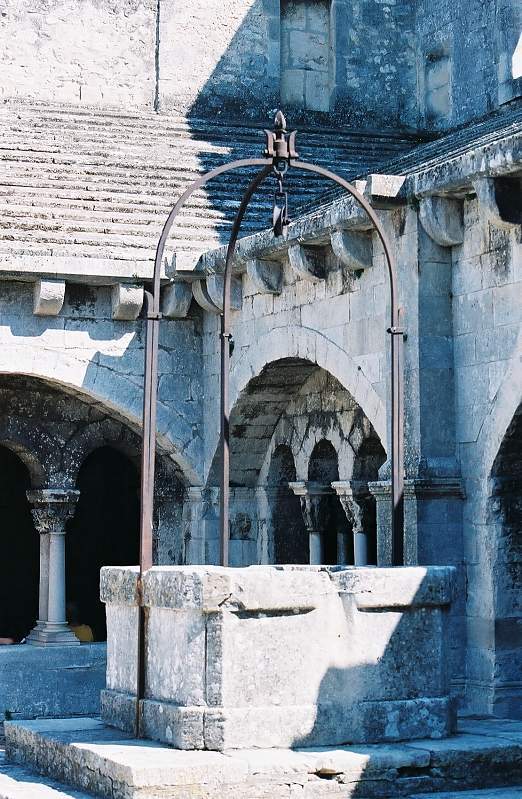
(274, 110, 287, 132)
(264, 110, 298, 163)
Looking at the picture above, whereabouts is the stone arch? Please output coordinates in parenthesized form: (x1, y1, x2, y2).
(230, 326, 386, 446)
(462, 340, 521, 716)
(0, 444, 39, 641)
(0, 437, 46, 489)
(0, 357, 201, 486)
(475, 339, 522, 481)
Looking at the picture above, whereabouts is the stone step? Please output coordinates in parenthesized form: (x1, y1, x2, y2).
(0, 104, 417, 145)
(0, 102, 420, 266)
(5, 717, 522, 799)
(0, 751, 94, 799)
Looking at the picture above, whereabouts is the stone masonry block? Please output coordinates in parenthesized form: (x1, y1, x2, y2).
(102, 565, 456, 751)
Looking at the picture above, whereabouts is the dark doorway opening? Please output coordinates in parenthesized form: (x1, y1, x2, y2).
(308, 439, 351, 565)
(67, 447, 140, 641)
(0, 445, 38, 642)
(268, 444, 308, 563)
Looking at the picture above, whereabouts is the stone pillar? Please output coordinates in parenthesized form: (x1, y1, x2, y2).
(368, 478, 465, 567)
(154, 481, 184, 565)
(182, 486, 205, 565)
(288, 481, 332, 564)
(26, 489, 80, 647)
(331, 481, 370, 566)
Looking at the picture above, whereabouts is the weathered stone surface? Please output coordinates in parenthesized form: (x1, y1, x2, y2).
(33, 280, 66, 317)
(0, 644, 105, 720)
(111, 284, 144, 321)
(101, 564, 456, 751)
(5, 717, 522, 799)
(419, 197, 464, 247)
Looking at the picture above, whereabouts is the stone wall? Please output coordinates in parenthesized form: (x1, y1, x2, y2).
(0, 0, 156, 108)
(0, 280, 203, 487)
(1, 0, 514, 129)
(415, 0, 522, 129)
(451, 196, 522, 715)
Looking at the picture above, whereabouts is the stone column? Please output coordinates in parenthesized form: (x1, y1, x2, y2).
(288, 481, 332, 564)
(255, 485, 281, 564)
(331, 480, 370, 566)
(26, 489, 80, 647)
(154, 481, 184, 565)
(182, 486, 205, 565)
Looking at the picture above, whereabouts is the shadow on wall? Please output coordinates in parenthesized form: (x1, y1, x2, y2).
(286, 568, 456, 795)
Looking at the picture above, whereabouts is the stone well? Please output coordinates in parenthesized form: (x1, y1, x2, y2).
(100, 564, 456, 751)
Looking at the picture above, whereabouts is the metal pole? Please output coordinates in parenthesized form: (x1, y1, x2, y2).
(220, 166, 273, 566)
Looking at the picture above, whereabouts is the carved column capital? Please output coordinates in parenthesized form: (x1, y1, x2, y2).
(26, 489, 80, 535)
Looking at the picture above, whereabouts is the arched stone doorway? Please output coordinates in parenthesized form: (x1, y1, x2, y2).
(490, 400, 522, 718)
(213, 356, 385, 567)
(66, 447, 140, 641)
(0, 445, 39, 642)
(267, 444, 308, 563)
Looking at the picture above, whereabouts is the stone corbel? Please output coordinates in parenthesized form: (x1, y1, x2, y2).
(473, 177, 522, 229)
(246, 258, 283, 294)
(192, 274, 242, 314)
(330, 230, 373, 271)
(287, 243, 324, 283)
(33, 279, 66, 317)
(161, 282, 193, 319)
(418, 196, 464, 247)
(111, 283, 144, 321)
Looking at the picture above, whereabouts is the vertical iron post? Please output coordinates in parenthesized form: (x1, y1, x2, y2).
(219, 166, 273, 566)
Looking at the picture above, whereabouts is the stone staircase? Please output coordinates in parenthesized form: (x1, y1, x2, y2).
(0, 103, 419, 270)
(3, 716, 522, 799)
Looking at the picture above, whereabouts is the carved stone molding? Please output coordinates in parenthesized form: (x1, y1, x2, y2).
(330, 230, 373, 271)
(26, 489, 80, 533)
(473, 176, 522, 229)
(288, 480, 334, 564)
(192, 274, 242, 314)
(246, 258, 283, 294)
(161, 282, 193, 318)
(331, 480, 371, 566)
(287, 244, 324, 283)
(418, 196, 464, 247)
(33, 279, 66, 317)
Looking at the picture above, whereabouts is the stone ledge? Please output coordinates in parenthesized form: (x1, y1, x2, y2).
(5, 717, 522, 799)
(0, 644, 106, 721)
(102, 691, 455, 751)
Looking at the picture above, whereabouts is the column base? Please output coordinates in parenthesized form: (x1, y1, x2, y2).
(26, 621, 80, 647)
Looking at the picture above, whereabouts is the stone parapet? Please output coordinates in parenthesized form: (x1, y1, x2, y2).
(100, 564, 456, 751)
